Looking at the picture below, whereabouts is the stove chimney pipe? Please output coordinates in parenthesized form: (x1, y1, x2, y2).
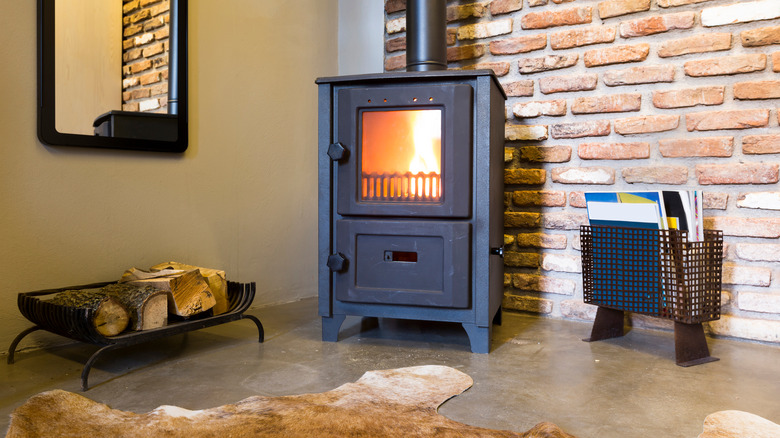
(406, 0, 447, 72)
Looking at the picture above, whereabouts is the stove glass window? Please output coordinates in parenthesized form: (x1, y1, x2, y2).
(360, 109, 442, 202)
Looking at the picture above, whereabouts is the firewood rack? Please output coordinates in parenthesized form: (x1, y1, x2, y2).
(580, 225, 722, 367)
(7, 281, 263, 390)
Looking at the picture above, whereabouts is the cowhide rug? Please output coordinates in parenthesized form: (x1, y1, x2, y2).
(6, 365, 574, 438)
(698, 410, 780, 438)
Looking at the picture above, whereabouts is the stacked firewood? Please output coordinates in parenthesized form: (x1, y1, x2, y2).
(45, 262, 228, 337)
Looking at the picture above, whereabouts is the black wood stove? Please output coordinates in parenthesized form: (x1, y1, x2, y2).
(315, 0, 506, 353)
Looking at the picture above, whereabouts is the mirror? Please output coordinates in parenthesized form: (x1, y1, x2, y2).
(38, 0, 187, 152)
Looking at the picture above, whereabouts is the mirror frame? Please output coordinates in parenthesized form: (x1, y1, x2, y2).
(37, 0, 188, 153)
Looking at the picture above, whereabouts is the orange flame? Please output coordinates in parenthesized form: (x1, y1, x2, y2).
(408, 110, 441, 199)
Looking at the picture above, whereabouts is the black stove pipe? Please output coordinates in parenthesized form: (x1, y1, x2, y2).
(168, 0, 179, 115)
(406, 0, 447, 72)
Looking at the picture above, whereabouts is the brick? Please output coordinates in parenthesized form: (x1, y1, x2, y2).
(542, 254, 581, 273)
(130, 59, 153, 74)
(122, 77, 139, 89)
(386, 37, 405, 53)
(709, 315, 780, 343)
(139, 98, 160, 112)
(652, 86, 725, 108)
(560, 300, 597, 320)
(506, 125, 548, 141)
(516, 233, 568, 249)
(658, 0, 715, 6)
(142, 42, 165, 58)
(447, 28, 458, 46)
(774, 52, 780, 72)
(598, 0, 650, 19)
(742, 26, 780, 47)
(684, 54, 766, 77)
(446, 44, 486, 62)
(704, 192, 728, 210)
(603, 65, 675, 86)
(614, 115, 679, 135)
(518, 145, 572, 163)
(504, 252, 541, 267)
(521, 6, 592, 30)
(578, 142, 650, 160)
(123, 48, 142, 63)
(386, 17, 406, 34)
(723, 263, 771, 287)
(503, 80, 534, 97)
(457, 18, 512, 40)
(130, 10, 152, 24)
(502, 295, 553, 314)
(659, 137, 733, 158)
(446, 2, 489, 22)
(491, 0, 522, 15)
(550, 26, 616, 50)
(696, 163, 779, 185)
(143, 16, 165, 32)
(584, 43, 649, 67)
(490, 34, 547, 55)
(736, 243, 780, 260)
(707, 216, 780, 238)
(619, 12, 695, 38)
(134, 32, 154, 46)
(512, 191, 567, 207)
(529, 0, 547, 6)
(124, 23, 143, 38)
(385, 0, 405, 14)
(622, 166, 688, 184)
(571, 93, 641, 114)
(513, 100, 567, 118)
(505, 147, 515, 163)
(539, 74, 598, 94)
(658, 33, 732, 58)
(504, 273, 512, 287)
(569, 192, 586, 208)
(518, 54, 579, 74)
(505, 169, 547, 185)
(541, 211, 589, 230)
(123, 0, 140, 14)
(551, 120, 611, 139)
(738, 292, 780, 314)
(153, 27, 169, 41)
(743, 135, 780, 154)
(702, 0, 780, 27)
(460, 62, 510, 76)
(385, 54, 405, 71)
(505, 212, 542, 228)
(512, 273, 575, 295)
(122, 102, 139, 112)
(734, 81, 780, 100)
(551, 167, 616, 184)
(686, 109, 770, 131)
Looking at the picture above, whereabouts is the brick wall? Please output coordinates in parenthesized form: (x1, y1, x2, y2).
(122, 0, 170, 113)
(385, 0, 780, 344)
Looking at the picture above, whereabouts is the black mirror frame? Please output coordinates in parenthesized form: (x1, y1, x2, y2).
(37, 0, 188, 153)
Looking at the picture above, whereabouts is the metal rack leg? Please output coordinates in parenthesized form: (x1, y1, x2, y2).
(81, 345, 120, 391)
(7, 326, 42, 365)
(674, 322, 719, 367)
(242, 314, 265, 343)
(583, 306, 624, 342)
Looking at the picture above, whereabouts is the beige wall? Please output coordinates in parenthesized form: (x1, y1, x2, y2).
(0, 0, 338, 351)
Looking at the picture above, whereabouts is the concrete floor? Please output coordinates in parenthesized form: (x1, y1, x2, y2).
(2, 297, 779, 437)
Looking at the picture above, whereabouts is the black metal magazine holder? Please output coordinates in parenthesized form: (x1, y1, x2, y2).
(580, 226, 722, 367)
(8, 281, 263, 390)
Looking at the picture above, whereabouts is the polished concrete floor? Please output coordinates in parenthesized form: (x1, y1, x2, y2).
(2, 297, 779, 437)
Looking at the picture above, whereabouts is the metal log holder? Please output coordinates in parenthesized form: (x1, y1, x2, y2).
(580, 225, 723, 367)
(8, 281, 263, 390)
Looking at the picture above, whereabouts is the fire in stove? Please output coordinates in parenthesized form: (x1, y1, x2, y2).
(360, 109, 442, 202)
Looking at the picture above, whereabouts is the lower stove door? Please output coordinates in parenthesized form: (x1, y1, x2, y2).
(334, 219, 471, 308)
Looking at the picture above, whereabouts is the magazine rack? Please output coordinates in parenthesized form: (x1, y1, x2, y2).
(580, 225, 722, 366)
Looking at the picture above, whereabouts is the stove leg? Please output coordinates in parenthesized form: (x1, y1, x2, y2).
(674, 321, 719, 367)
(583, 306, 624, 342)
(322, 314, 346, 342)
(462, 323, 492, 354)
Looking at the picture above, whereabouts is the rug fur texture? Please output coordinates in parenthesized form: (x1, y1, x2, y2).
(6, 365, 574, 438)
(698, 410, 780, 438)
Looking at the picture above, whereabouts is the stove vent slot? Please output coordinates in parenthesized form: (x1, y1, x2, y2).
(362, 172, 441, 202)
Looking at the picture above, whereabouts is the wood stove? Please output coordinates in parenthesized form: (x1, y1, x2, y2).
(315, 0, 506, 353)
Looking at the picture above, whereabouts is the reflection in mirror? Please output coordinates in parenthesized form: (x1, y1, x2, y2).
(38, 0, 187, 152)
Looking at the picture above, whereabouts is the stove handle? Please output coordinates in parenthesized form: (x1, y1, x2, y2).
(327, 142, 349, 162)
(490, 246, 504, 258)
(327, 253, 349, 273)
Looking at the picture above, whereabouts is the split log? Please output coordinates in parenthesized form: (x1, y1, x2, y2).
(46, 289, 130, 337)
(100, 283, 169, 331)
(119, 268, 215, 317)
(151, 262, 228, 315)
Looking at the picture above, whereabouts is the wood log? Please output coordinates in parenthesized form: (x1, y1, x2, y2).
(119, 268, 215, 317)
(100, 283, 169, 331)
(47, 289, 130, 337)
(150, 262, 228, 315)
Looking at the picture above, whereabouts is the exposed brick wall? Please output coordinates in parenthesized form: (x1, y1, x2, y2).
(122, 0, 170, 113)
(385, 0, 780, 344)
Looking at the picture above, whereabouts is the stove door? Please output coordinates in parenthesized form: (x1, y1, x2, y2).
(333, 219, 470, 308)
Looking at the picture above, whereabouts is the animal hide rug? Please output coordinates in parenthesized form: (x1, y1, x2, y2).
(5, 365, 574, 438)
